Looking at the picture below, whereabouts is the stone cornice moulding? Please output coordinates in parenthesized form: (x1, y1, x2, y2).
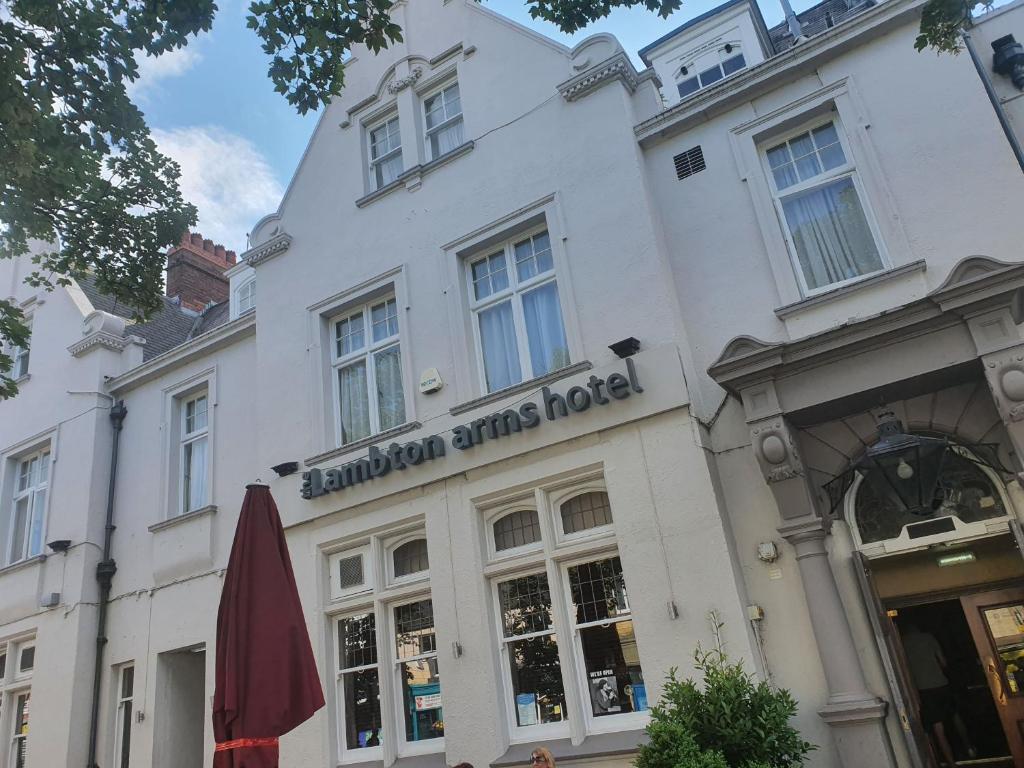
(241, 232, 292, 267)
(558, 52, 640, 102)
(68, 331, 142, 358)
(708, 256, 1024, 394)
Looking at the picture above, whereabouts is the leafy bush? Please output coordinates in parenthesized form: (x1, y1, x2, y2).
(635, 648, 813, 768)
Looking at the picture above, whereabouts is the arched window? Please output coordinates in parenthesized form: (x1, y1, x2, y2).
(493, 509, 541, 552)
(853, 447, 1007, 545)
(392, 538, 429, 578)
(236, 279, 255, 314)
(560, 491, 612, 535)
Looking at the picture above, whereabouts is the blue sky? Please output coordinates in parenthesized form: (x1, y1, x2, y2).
(134, 0, 796, 250)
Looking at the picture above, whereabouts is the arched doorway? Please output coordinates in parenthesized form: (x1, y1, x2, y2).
(848, 442, 1024, 767)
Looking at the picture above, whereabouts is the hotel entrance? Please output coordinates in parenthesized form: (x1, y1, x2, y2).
(857, 535, 1024, 767)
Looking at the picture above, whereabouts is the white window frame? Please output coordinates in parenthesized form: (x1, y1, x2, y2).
(368, 114, 403, 191)
(236, 279, 255, 315)
(758, 115, 889, 298)
(389, 595, 444, 757)
(481, 476, 647, 744)
(466, 226, 569, 394)
(0, 635, 34, 768)
(113, 663, 134, 768)
(486, 502, 544, 562)
(551, 484, 615, 546)
(491, 568, 571, 743)
(5, 448, 50, 566)
(178, 391, 210, 516)
(386, 534, 430, 587)
(329, 545, 375, 601)
(335, 610, 384, 765)
(560, 552, 648, 735)
(330, 295, 406, 447)
(422, 81, 464, 161)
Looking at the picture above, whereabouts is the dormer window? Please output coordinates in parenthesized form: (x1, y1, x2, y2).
(676, 48, 747, 99)
(369, 116, 403, 190)
(236, 279, 255, 315)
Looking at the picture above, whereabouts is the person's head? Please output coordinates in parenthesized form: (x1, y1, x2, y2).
(530, 747, 555, 768)
(598, 680, 612, 692)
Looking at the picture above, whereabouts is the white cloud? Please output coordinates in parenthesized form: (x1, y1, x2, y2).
(128, 45, 203, 99)
(152, 126, 283, 250)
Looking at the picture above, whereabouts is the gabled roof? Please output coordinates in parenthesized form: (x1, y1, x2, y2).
(77, 275, 231, 361)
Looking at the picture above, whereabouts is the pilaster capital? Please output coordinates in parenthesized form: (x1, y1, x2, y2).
(778, 515, 832, 554)
(981, 343, 1024, 424)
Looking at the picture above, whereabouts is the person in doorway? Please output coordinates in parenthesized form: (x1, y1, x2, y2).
(530, 747, 556, 768)
(901, 620, 971, 765)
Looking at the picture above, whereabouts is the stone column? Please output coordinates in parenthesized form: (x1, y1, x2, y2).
(743, 381, 895, 768)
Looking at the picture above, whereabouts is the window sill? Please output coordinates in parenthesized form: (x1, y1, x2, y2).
(0, 554, 46, 577)
(148, 504, 217, 533)
(449, 361, 593, 417)
(774, 260, 926, 319)
(491, 729, 648, 768)
(14, 373, 30, 384)
(355, 141, 474, 208)
(305, 421, 423, 467)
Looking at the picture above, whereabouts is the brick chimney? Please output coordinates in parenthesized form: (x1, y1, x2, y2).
(166, 232, 237, 312)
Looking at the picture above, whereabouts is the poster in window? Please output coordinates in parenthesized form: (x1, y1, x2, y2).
(516, 693, 539, 726)
(589, 672, 621, 715)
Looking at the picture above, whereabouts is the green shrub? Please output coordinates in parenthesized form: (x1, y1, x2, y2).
(635, 648, 813, 768)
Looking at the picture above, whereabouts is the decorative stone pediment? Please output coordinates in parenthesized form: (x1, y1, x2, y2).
(930, 255, 1018, 294)
(241, 232, 292, 267)
(387, 66, 423, 94)
(710, 335, 781, 367)
(557, 52, 640, 102)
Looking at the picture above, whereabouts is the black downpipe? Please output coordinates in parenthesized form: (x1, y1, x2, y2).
(86, 400, 126, 768)
(963, 29, 1024, 174)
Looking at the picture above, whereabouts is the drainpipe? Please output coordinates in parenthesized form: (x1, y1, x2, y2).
(86, 400, 126, 768)
(962, 29, 1024, 174)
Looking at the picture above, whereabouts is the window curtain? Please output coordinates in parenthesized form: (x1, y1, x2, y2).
(339, 362, 371, 444)
(782, 177, 882, 290)
(431, 120, 464, 158)
(374, 346, 406, 431)
(479, 301, 521, 391)
(522, 282, 569, 376)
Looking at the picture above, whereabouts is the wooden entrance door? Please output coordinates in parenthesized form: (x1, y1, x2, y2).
(854, 552, 933, 768)
(961, 586, 1024, 765)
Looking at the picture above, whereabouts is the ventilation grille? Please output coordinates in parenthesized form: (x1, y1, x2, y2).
(337, 554, 365, 589)
(674, 146, 706, 180)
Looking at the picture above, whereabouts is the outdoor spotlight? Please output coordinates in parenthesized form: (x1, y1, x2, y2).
(993, 35, 1024, 90)
(609, 337, 641, 358)
(47, 539, 71, 553)
(272, 461, 300, 477)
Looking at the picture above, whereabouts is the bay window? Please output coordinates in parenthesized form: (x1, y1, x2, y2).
(369, 116, 403, 190)
(331, 296, 406, 446)
(764, 120, 885, 294)
(424, 82, 464, 160)
(6, 449, 49, 565)
(468, 229, 570, 393)
(180, 393, 209, 514)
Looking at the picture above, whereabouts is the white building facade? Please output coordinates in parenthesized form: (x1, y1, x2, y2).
(1, 1, 1024, 767)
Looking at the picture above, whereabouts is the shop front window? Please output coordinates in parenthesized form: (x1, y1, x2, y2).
(393, 599, 443, 743)
(337, 612, 383, 753)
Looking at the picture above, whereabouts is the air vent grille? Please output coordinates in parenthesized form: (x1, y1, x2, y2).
(674, 146, 706, 180)
(338, 554, 364, 589)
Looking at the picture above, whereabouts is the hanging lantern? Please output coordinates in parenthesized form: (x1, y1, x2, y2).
(855, 418, 950, 516)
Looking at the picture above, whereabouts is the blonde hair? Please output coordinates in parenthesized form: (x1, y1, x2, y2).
(531, 747, 555, 768)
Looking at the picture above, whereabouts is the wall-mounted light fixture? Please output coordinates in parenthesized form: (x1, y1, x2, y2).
(47, 539, 71, 553)
(271, 461, 299, 477)
(937, 551, 976, 567)
(609, 337, 641, 359)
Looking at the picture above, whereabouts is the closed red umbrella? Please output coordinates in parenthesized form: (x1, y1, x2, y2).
(213, 483, 325, 767)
